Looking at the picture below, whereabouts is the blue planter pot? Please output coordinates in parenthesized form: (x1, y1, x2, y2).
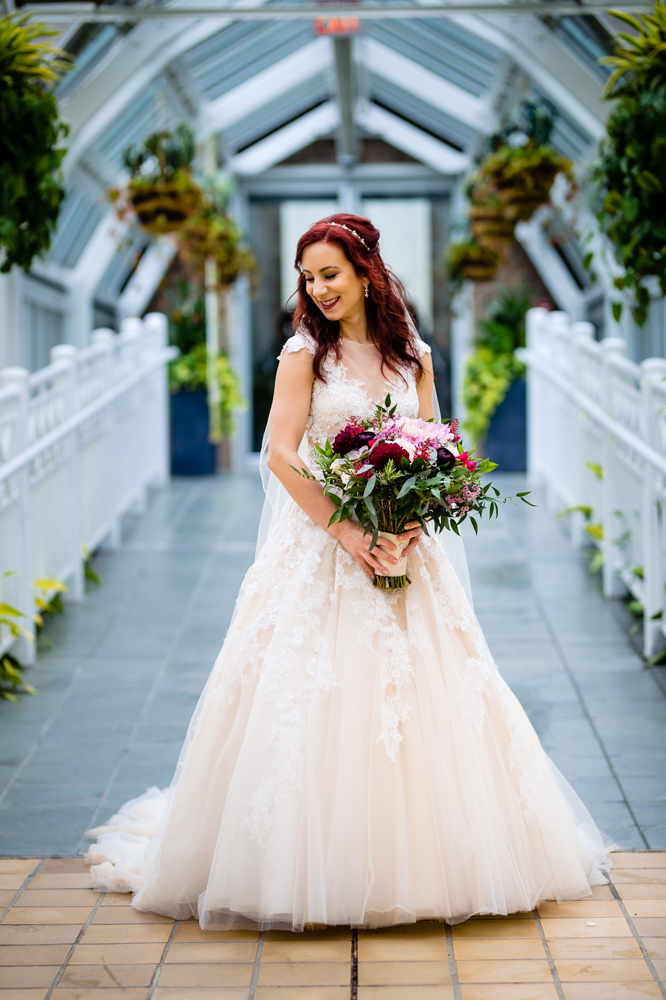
(484, 377, 526, 472)
(170, 389, 216, 476)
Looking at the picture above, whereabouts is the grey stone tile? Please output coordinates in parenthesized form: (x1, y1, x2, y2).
(608, 755, 666, 778)
(0, 832, 82, 855)
(586, 801, 638, 827)
(570, 777, 626, 802)
(621, 776, 666, 800)
(3, 784, 105, 808)
(644, 826, 666, 849)
(605, 826, 649, 850)
(548, 755, 614, 779)
(0, 806, 95, 832)
(632, 802, 666, 826)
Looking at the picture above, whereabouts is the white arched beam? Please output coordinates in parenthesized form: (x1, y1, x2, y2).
(229, 102, 340, 175)
(62, 0, 277, 172)
(356, 102, 469, 174)
(453, 13, 606, 141)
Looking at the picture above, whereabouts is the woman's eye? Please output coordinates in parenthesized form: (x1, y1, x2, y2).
(324, 274, 337, 280)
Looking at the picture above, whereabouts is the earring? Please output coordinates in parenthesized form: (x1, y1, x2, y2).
(364, 284, 369, 299)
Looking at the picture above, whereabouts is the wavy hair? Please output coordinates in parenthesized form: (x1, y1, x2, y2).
(292, 213, 424, 383)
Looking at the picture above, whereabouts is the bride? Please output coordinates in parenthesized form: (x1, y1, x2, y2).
(87, 212, 614, 930)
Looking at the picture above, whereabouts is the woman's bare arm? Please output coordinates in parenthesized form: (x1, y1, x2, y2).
(266, 348, 399, 578)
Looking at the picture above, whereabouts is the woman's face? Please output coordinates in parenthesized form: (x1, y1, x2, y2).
(300, 241, 366, 324)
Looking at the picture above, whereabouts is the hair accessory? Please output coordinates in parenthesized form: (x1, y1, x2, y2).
(364, 283, 369, 298)
(326, 222, 369, 249)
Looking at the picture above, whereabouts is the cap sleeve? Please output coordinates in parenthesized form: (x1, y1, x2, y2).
(415, 337, 431, 357)
(278, 330, 316, 359)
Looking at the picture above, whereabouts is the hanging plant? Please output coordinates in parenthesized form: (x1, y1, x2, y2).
(595, 3, 666, 326)
(446, 239, 499, 292)
(178, 204, 256, 285)
(110, 124, 202, 235)
(477, 142, 573, 222)
(0, 13, 72, 272)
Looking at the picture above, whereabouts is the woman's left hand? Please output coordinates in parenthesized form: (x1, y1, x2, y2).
(398, 521, 423, 557)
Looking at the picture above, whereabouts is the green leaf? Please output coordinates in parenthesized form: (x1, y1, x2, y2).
(397, 476, 416, 500)
(364, 495, 378, 528)
(583, 251, 594, 271)
(636, 169, 663, 192)
(363, 474, 376, 499)
(612, 301, 623, 323)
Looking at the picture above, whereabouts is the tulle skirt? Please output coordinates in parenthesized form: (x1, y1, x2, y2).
(87, 499, 614, 929)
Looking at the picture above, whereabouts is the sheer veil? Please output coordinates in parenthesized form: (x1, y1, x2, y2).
(255, 323, 473, 606)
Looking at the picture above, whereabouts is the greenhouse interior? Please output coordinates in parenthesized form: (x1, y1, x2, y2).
(2, 0, 666, 996)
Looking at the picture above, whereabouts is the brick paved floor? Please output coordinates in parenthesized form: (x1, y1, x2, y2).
(1, 852, 665, 999)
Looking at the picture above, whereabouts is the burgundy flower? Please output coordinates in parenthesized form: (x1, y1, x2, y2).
(370, 442, 410, 469)
(332, 425, 363, 455)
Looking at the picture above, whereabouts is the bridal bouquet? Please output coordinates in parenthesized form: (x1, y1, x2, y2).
(297, 396, 532, 589)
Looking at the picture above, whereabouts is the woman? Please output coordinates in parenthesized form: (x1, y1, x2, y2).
(88, 213, 613, 930)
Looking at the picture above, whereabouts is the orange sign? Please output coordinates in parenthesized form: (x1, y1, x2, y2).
(314, 16, 360, 34)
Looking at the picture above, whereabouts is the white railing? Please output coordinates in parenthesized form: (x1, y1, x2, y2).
(522, 308, 666, 656)
(0, 313, 175, 663)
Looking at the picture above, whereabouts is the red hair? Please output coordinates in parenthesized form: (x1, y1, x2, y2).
(292, 213, 424, 383)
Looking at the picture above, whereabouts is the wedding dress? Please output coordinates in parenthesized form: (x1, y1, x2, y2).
(87, 328, 614, 930)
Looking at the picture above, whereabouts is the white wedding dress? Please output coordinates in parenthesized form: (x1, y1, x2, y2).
(87, 329, 614, 930)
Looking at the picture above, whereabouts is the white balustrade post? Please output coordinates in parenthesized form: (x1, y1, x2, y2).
(0, 367, 35, 663)
(569, 323, 597, 550)
(640, 358, 666, 656)
(525, 308, 548, 488)
(600, 338, 629, 598)
(144, 312, 170, 488)
(51, 345, 84, 602)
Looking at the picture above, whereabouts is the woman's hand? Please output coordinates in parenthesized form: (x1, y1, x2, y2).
(398, 521, 423, 557)
(331, 521, 403, 580)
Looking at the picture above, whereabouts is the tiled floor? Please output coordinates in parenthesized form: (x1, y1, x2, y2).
(1, 852, 665, 999)
(0, 473, 665, 855)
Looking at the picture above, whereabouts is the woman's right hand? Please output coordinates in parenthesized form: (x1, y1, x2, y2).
(330, 521, 399, 580)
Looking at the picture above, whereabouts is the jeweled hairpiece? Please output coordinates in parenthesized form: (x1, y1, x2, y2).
(326, 222, 369, 249)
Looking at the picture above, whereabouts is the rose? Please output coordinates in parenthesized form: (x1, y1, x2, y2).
(369, 442, 410, 469)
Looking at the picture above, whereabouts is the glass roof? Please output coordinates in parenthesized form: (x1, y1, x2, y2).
(36, 1, 614, 279)
(368, 19, 502, 97)
(181, 21, 316, 102)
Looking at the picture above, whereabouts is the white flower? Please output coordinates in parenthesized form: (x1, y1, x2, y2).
(331, 458, 345, 475)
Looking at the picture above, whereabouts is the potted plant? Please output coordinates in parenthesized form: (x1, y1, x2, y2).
(163, 282, 245, 475)
(595, 2, 666, 325)
(111, 124, 201, 236)
(0, 13, 72, 272)
(463, 288, 531, 471)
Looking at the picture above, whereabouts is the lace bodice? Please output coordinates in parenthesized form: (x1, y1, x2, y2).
(280, 329, 431, 466)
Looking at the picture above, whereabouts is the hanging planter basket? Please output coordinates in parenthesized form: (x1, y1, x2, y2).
(127, 170, 202, 235)
(179, 207, 256, 285)
(469, 205, 515, 253)
(447, 239, 499, 288)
